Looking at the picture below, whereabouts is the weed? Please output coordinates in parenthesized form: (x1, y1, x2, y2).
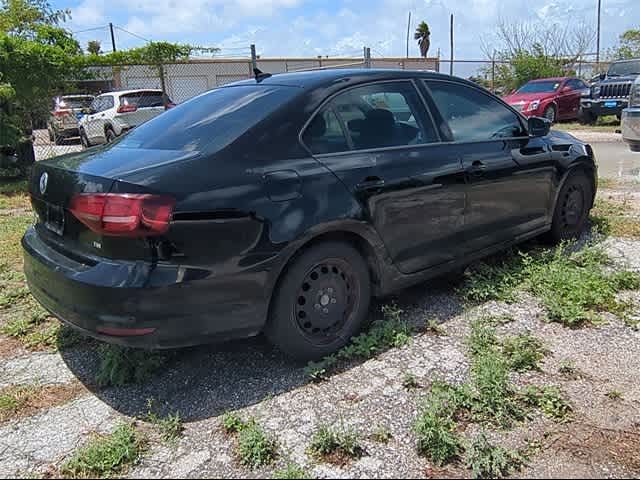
(273, 462, 310, 479)
(221, 412, 246, 434)
(426, 318, 446, 335)
(467, 318, 500, 356)
(95, 345, 167, 388)
(413, 382, 465, 465)
(308, 424, 364, 462)
(145, 399, 183, 443)
(402, 372, 420, 390)
(60, 423, 144, 478)
(459, 252, 526, 304)
(606, 390, 623, 400)
(558, 360, 577, 377)
(502, 333, 547, 372)
(0, 384, 82, 423)
(237, 421, 278, 468)
(466, 433, 525, 479)
(591, 197, 640, 238)
(370, 424, 392, 443)
(304, 305, 412, 381)
(522, 386, 572, 422)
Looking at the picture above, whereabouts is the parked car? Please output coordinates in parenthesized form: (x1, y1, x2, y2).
(580, 58, 640, 124)
(503, 77, 589, 123)
(622, 76, 640, 152)
(23, 69, 597, 361)
(47, 95, 94, 145)
(79, 89, 174, 147)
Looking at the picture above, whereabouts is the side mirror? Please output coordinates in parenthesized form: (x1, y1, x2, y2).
(599, 72, 606, 81)
(528, 116, 552, 137)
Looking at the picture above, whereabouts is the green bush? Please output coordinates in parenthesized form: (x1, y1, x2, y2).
(466, 433, 525, 479)
(95, 345, 167, 388)
(237, 422, 278, 468)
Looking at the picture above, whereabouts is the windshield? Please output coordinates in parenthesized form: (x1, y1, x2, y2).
(116, 85, 300, 153)
(517, 81, 561, 93)
(608, 60, 640, 77)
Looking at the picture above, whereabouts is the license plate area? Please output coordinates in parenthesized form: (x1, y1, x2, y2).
(44, 203, 65, 236)
(604, 101, 617, 108)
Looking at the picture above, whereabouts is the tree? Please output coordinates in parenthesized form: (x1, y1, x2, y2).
(612, 28, 640, 59)
(0, 0, 69, 34)
(414, 21, 430, 58)
(87, 39, 101, 55)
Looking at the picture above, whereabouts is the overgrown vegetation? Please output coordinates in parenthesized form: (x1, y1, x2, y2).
(402, 372, 420, 390)
(0, 383, 81, 422)
(219, 414, 277, 468)
(502, 333, 547, 372)
(95, 345, 168, 388)
(308, 424, 364, 464)
(273, 462, 310, 479)
(591, 197, 640, 239)
(145, 398, 183, 443)
(522, 386, 573, 422)
(466, 433, 525, 479)
(304, 304, 412, 381)
(60, 423, 145, 478)
(370, 424, 392, 443)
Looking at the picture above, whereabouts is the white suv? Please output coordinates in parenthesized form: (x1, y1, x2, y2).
(622, 77, 640, 153)
(79, 89, 174, 147)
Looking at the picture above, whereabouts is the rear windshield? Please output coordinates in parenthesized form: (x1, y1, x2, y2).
(116, 85, 299, 153)
(120, 91, 168, 108)
(517, 81, 561, 93)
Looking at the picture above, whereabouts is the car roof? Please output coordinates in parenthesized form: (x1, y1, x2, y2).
(98, 89, 163, 97)
(228, 68, 457, 90)
(60, 94, 94, 98)
(527, 77, 571, 82)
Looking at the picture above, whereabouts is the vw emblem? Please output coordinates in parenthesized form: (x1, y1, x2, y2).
(39, 172, 48, 195)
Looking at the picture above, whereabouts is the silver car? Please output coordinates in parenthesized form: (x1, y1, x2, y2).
(622, 76, 640, 152)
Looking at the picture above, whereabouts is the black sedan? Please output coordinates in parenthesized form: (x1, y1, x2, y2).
(23, 69, 597, 361)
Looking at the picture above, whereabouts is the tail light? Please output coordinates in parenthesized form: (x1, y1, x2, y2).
(69, 193, 175, 237)
(117, 104, 138, 113)
(53, 110, 71, 117)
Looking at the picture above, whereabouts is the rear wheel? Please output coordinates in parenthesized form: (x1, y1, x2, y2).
(80, 128, 91, 148)
(543, 104, 557, 123)
(549, 171, 593, 242)
(105, 127, 116, 143)
(578, 108, 598, 125)
(265, 242, 371, 361)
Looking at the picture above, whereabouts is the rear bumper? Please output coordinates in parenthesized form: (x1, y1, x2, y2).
(22, 227, 268, 348)
(54, 127, 80, 137)
(581, 98, 628, 116)
(622, 108, 640, 150)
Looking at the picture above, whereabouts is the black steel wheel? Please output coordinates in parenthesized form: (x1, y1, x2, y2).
(549, 171, 593, 241)
(266, 241, 371, 361)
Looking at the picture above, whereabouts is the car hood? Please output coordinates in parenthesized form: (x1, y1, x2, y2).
(504, 92, 556, 103)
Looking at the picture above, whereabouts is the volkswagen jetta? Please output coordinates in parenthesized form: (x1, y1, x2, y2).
(23, 69, 597, 361)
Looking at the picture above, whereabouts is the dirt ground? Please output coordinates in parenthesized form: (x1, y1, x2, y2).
(1, 148, 639, 478)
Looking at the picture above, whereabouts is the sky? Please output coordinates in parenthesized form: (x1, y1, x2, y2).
(52, 0, 640, 67)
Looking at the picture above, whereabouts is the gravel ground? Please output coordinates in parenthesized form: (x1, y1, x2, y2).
(0, 183, 639, 478)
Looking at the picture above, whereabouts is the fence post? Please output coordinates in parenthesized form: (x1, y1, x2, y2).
(250, 44, 258, 72)
(364, 47, 371, 68)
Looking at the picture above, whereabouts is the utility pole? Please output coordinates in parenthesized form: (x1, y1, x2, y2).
(596, 0, 602, 69)
(449, 14, 454, 76)
(406, 12, 411, 58)
(109, 22, 117, 52)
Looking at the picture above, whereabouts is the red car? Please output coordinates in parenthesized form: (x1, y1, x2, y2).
(503, 77, 590, 123)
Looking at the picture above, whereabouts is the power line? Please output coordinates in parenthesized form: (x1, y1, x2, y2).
(113, 25, 151, 43)
(71, 25, 107, 34)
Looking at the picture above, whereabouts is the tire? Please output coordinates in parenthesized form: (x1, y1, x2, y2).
(80, 128, 91, 148)
(543, 104, 557, 124)
(265, 241, 371, 361)
(549, 171, 593, 242)
(105, 127, 116, 143)
(578, 108, 598, 125)
(48, 128, 54, 142)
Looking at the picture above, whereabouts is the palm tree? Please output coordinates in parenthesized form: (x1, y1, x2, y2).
(414, 21, 431, 58)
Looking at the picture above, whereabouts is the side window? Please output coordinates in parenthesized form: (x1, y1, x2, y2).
(103, 96, 114, 111)
(302, 107, 349, 155)
(570, 79, 587, 90)
(332, 81, 438, 150)
(426, 81, 526, 142)
(90, 97, 102, 113)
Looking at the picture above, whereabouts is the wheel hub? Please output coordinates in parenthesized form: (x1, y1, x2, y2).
(563, 187, 584, 226)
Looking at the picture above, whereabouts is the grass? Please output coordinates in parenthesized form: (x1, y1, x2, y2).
(466, 433, 525, 479)
(501, 333, 547, 372)
(145, 399, 183, 443)
(591, 197, 640, 239)
(556, 115, 620, 133)
(558, 360, 578, 377)
(308, 424, 364, 463)
(304, 303, 412, 381)
(273, 463, 310, 479)
(222, 412, 246, 434)
(0, 383, 84, 423)
(370, 424, 392, 443)
(402, 372, 420, 390)
(606, 390, 623, 401)
(459, 251, 526, 304)
(0, 177, 29, 210)
(95, 345, 168, 388)
(237, 421, 278, 468)
(426, 318, 446, 335)
(60, 423, 145, 478)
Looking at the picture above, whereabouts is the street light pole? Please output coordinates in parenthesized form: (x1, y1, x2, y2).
(596, 0, 601, 68)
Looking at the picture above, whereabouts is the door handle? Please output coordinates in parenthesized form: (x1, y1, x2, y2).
(466, 161, 487, 177)
(355, 177, 385, 192)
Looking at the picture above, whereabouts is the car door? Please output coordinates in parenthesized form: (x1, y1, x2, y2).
(424, 79, 554, 254)
(565, 79, 587, 119)
(84, 96, 112, 143)
(302, 80, 467, 274)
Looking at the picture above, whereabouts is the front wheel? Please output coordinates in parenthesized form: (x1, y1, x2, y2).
(543, 104, 557, 124)
(549, 171, 593, 242)
(265, 242, 371, 361)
